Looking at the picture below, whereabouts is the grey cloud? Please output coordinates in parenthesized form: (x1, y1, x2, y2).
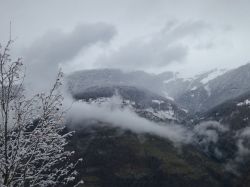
(1, 0, 250, 75)
(23, 23, 116, 91)
(235, 127, 250, 160)
(225, 127, 250, 174)
(193, 121, 229, 154)
(194, 121, 228, 143)
(95, 20, 211, 70)
(160, 20, 211, 42)
(97, 40, 188, 69)
(25, 23, 116, 64)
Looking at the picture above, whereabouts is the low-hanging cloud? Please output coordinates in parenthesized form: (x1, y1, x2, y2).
(23, 22, 116, 91)
(65, 95, 231, 147)
(66, 95, 194, 145)
(64, 93, 250, 174)
(95, 20, 212, 70)
(225, 127, 250, 174)
(234, 127, 250, 161)
(194, 121, 229, 144)
(193, 121, 229, 157)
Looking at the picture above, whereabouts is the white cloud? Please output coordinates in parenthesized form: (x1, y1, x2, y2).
(66, 95, 194, 145)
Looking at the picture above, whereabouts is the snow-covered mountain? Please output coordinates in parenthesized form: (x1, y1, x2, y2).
(70, 85, 187, 124)
(176, 63, 250, 112)
(65, 63, 250, 187)
(161, 68, 228, 102)
(67, 63, 250, 114)
(67, 69, 165, 96)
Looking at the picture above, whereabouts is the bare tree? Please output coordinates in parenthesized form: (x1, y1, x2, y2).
(0, 40, 82, 186)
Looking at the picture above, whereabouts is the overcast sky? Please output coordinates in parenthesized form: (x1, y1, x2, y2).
(1, 0, 250, 78)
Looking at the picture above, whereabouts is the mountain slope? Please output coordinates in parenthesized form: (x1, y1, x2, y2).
(70, 85, 187, 123)
(67, 124, 235, 187)
(65, 63, 250, 187)
(194, 90, 250, 186)
(176, 64, 250, 112)
(67, 69, 166, 97)
(68, 66, 243, 113)
(202, 90, 250, 130)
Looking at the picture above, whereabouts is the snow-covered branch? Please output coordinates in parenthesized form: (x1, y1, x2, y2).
(0, 40, 81, 187)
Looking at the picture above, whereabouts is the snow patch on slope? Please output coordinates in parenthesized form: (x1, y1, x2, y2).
(163, 72, 193, 84)
(191, 86, 197, 91)
(145, 108, 176, 120)
(237, 99, 250, 107)
(200, 69, 228, 84)
(163, 91, 175, 101)
(204, 84, 211, 97)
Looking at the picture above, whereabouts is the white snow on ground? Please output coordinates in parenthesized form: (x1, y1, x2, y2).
(145, 108, 176, 120)
(163, 91, 175, 101)
(191, 86, 197, 91)
(237, 99, 250, 106)
(181, 77, 194, 82)
(152, 100, 165, 105)
(83, 97, 177, 121)
(123, 99, 135, 105)
(163, 77, 176, 84)
(70, 99, 193, 144)
(200, 69, 228, 84)
(163, 72, 179, 84)
(163, 72, 193, 84)
(181, 108, 188, 113)
(204, 84, 211, 97)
